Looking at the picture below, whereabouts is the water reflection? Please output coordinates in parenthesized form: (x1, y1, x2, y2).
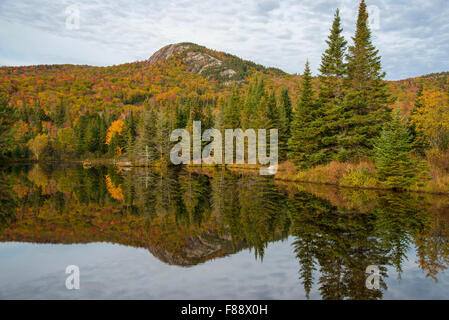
(1, 164, 449, 299)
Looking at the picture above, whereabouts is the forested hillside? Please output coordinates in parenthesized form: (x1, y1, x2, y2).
(1, 0, 448, 193)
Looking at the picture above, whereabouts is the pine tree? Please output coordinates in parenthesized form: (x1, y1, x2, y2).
(175, 105, 188, 129)
(265, 90, 279, 131)
(0, 93, 17, 158)
(154, 107, 174, 167)
(53, 98, 67, 128)
(278, 87, 292, 160)
(214, 96, 225, 131)
(339, 0, 392, 160)
(223, 87, 241, 129)
(319, 8, 347, 104)
(242, 75, 271, 129)
(374, 114, 417, 190)
(316, 8, 348, 163)
(74, 114, 89, 155)
(135, 109, 158, 165)
(288, 61, 318, 167)
(98, 116, 107, 154)
(85, 116, 100, 153)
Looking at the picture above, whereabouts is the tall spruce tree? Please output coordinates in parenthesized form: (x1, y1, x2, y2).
(316, 8, 348, 164)
(278, 87, 292, 160)
(319, 8, 347, 104)
(288, 61, 318, 167)
(338, 0, 392, 160)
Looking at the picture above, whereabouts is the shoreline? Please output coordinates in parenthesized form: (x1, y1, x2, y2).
(2, 159, 449, 196)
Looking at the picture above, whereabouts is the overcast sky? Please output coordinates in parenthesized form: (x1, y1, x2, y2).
(0, 0, 447, 80)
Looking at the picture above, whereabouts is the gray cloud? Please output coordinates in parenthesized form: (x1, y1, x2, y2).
(0, 0, 447, 80)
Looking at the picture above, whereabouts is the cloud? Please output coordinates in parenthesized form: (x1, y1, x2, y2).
(0, 0, 447, 80)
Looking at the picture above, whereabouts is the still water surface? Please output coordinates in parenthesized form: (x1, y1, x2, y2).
(1, 164, 449, 299)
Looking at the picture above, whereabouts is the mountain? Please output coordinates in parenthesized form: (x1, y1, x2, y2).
(147, 42, 286, 83)
(389, 72, 449, 113)
(0, 42, 447, 129)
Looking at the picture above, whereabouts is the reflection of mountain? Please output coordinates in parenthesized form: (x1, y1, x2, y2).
(0, 165, 288, 266)
(0, 217, 243, 266)
(2, 164, 449, 299)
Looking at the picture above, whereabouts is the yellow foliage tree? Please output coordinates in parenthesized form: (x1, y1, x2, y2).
(105, 174, 124, 201)
(411, 89, 449, 150)
(28, 133, 49, 161)
(105, 119, 124, 145)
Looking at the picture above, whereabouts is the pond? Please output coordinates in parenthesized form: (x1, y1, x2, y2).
(1, 164, 449, 299)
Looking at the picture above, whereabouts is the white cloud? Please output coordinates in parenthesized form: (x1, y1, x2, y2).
(0, 0, 447, 79)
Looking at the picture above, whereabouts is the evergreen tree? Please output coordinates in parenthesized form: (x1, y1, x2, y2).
(288, 61, 319, 167)
(53, 98, 67, 128)
(316, 8, 348, 163)
(279, 87, 292, 125)
(32, 100, 47, 133)
(175, 105, 188, 129)
(134, 108, 158, 165)
(278, 87, 292, 160)
(409, 83, 428, 155)
(203, 104, 214, 130)
(249, 77, 276, 130)
(319, 8, 347, 104)
(74, 114, 89, 155)
(374, 114, 418, 190)
(242, 75, 271, 129)
(214, 97, 225, 131)
(0, 93, 17, 158)
(267, 90, 279, 129)
(124, 111, 137, 139)
(223, 87, 241, 129)
(154, 107, 174, 166)
(98, 116, 108, 154)
(338, 0, 392, 160)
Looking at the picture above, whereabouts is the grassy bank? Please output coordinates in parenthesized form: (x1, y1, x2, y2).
(274, 161, 449, 195)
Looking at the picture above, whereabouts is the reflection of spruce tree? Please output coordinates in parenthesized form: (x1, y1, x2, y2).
(179, 171, 211, 227)
(289, 190, 389, 300)
(373, 193, 429, 276)
(0, 172, 18, 230)
(237, 176, 286, 260)
(210, 168, 242, 246)
(289, 192, 321, 299)
(51, 191, 68, 215)
(28, 186, 46, 217)
(154, 170, 183, 218)
(74, 166, 108, 206)
(133, 169, 158, 221)
(122, 172, 139, 216)
(172, 172, 188, 227)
